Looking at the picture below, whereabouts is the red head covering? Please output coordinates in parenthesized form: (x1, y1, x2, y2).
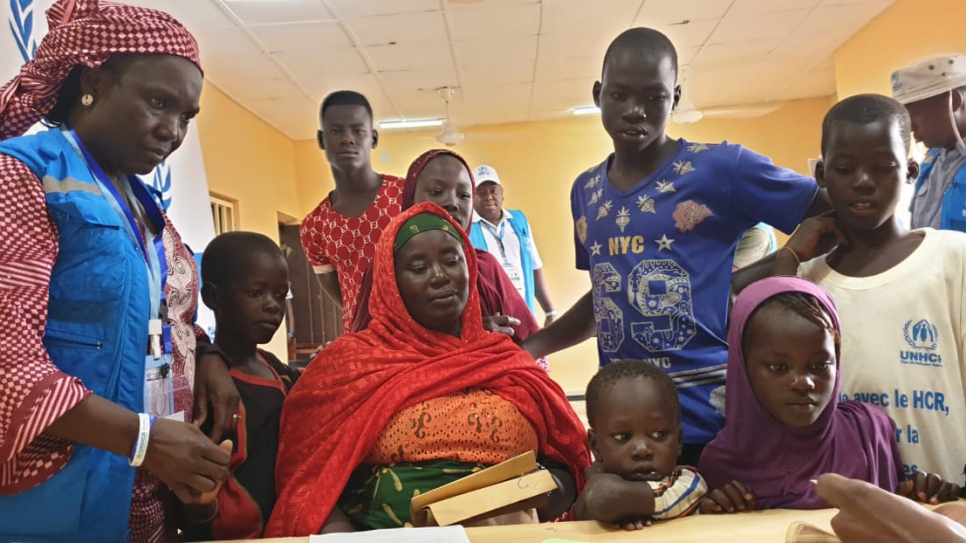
(267, 203, 591, 536)
(351, 149, 540, 345)
(401, 148, 474, 215)
(0, 0, 201, 140)
(699, 276, 901, 509)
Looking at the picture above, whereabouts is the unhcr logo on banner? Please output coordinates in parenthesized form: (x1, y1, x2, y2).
(151, 160, 173, 210)
(8, 0, 38, 62)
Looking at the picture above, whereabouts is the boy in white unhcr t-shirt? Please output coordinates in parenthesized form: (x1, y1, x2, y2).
(734, 94, 966, 489)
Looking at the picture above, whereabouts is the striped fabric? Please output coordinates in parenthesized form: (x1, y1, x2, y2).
(649, 467, 708, 520)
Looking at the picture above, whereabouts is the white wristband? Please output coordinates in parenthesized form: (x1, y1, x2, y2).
(129, 413, 152, 467)
(545, 311, 558, 317)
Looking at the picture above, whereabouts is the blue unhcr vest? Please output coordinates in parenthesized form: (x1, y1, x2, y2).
(0, 129, 152, 543)
(914, 148, 966, 233)
(469, 210, 537, 312)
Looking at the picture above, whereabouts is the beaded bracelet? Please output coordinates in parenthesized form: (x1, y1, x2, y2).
(129, 413, 157, 467)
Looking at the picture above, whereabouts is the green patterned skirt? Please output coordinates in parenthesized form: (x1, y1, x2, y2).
(338, 460, 486, 530)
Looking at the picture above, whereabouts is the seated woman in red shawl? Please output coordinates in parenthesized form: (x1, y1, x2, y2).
(266, 203, 591, 536)
(351, 150, 545, 369)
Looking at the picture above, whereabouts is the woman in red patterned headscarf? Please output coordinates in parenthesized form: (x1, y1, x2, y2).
(0, 1, 239, 541)
(267, 203, 591, 537)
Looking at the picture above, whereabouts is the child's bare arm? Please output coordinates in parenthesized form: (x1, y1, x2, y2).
(575, 472, 656, 528)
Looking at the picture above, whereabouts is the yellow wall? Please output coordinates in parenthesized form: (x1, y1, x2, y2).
(834, 0, 966, 98)
(196, 83, 301, 360)
(294, 96, 828, 393)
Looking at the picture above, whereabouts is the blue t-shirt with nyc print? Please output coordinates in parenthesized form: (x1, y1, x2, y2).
(571, 140, 817, 445)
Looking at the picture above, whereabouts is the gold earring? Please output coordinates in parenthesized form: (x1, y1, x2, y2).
(81, 94, 93, 107)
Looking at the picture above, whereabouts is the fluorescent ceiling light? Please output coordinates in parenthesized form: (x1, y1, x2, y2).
(572, 106, 600, 116)
(378, 119, 444, 129)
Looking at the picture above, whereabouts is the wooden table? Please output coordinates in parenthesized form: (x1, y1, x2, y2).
(219, 508, 838, 542)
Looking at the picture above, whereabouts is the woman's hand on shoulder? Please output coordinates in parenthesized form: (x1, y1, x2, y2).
(898, 471, 963, 504)
(699, 480, 756, 514)
(191, 351, 241, 442)
(143, 418, 232, 504)
(482, 313, 521, 336)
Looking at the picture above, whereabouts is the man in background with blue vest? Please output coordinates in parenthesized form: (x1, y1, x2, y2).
(892, 53, 966, 233)
(470, 164, 558, 326)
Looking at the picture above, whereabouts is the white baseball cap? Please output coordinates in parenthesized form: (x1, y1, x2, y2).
(891, 54, 966, 105)
(472, 164, 501, 187)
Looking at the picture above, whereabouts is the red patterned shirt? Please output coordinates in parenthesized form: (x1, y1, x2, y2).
(0, 152, 205, 543)
(300, 175, 404, 331)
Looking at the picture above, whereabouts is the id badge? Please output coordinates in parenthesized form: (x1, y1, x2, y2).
(501, 260, 526, 297)
(144, 354, 175, 418)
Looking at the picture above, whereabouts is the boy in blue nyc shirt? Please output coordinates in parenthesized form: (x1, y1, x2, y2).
(522, 28, 824, 464)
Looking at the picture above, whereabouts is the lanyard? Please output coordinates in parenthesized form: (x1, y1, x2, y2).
(62, 129, 165, 321)
(482, 218, 508, 260)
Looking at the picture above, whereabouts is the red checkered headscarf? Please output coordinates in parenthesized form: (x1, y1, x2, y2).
(0, 0, 201, 140)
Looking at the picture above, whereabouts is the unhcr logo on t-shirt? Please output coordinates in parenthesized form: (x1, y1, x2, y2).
(900, 319, 942, 367)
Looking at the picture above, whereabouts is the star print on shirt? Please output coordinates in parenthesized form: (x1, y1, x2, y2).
(590, 241, 602, 256)
(673, 160, 696, 175)
(597, 200, 613, 220)
(687, 143, 710, 153)
(656, 180, 676, 193)
(656, 234, 675, 251)
(637, 195, 656, 214)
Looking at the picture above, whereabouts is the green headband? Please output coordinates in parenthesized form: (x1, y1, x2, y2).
(394, 213, 462, 253)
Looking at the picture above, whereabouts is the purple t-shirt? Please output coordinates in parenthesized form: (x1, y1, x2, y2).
(571, 140, 817, 444)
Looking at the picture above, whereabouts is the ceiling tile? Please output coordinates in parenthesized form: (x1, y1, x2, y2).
(534, 33, 607, 82)
(379, 68, 460, 94)
(305, 73, 396, 116)
(708, 8, 811, 44)
(635, 0, 733, 24)
(540, 0, 643, 38)
(327, 0, 441, 19)
(215, 76, 304, 102)
(248, 21, 353, 53)
(678, 46, 701, 66)
(777, 67, 837, 100)
(532, 78, 596, 111)
(455, 37, 538, 67)
(462, 82, 532, 109)
(462, 63, 535, 86)
(388, 90, 449, 120)
(347, 11, 448, 46)
(649, 20, 720, 48)
(195, 26, 263, 59)
(447, 3, 540, 41)
(692, 40, 779, 66)
(365, 42, 454, 71)
(223, 0, 334, 26)
(274, 49, 370, 82)
(730, 0, 822, 14)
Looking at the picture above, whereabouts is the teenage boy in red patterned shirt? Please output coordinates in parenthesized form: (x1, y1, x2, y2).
(300, 91, 404, 331)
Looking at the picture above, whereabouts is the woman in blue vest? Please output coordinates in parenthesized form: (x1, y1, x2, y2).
(0, 1, 240, 541)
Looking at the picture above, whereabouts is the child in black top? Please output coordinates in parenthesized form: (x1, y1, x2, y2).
(181, 231, 300, 540)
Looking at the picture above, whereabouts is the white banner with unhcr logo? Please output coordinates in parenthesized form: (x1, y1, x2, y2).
(2, 0, 217, 338)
